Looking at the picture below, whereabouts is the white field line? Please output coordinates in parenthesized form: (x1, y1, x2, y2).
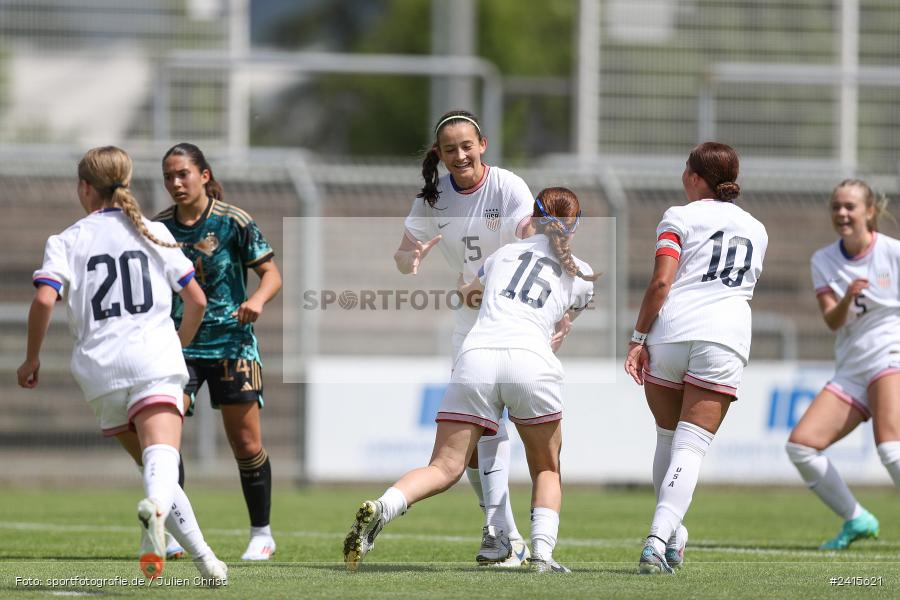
(2, 521, 900, 562)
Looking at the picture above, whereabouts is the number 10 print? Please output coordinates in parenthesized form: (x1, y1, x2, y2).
(700, 230, 754, 288)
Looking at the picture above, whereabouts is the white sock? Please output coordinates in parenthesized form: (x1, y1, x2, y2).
(465, 467, 485, 513)
(530, 507, 559, 560)
(478, 421, 521, 540)
(250, 525, 272, 539)
(377, 486, 408, 525)
(649, 421, 713, 544)
(141, 444, 180, 519)
(877, 441, 900, 488)
(653, 426, 675, 498)
(167, 485, 213, 560)
(786, 442, 862, 520)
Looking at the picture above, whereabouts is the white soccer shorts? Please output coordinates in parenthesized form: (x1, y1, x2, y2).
(825, 352, 900, 420)
(643, 340, 744, 398)
(87, 374, 187, 437)
(437, 348, 564, 434)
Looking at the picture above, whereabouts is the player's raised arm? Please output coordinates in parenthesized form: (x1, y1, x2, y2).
(394, 233, 442, 275)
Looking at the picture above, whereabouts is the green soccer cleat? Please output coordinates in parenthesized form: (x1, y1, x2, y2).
(820, 510, 879, 550)
(343, 500, 385, 572)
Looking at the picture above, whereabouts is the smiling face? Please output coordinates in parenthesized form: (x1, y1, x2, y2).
(435, 122, 486, 189)
(831, 184, 875, 238)
(163, 154, 209, 208)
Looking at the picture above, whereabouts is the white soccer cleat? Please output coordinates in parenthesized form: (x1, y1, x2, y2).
(665, 525, 688, 569)
(475, 525, 512, 564)
(193, 555, 228, 587)
(343, 500, 385, 572)
(165, 532, 185, 560)
(494, 535, 530, 568)
(638, 540, 675, 575)
(241, 534, 276, 561)
(137, 498, 166, 580)
(529, 554, 571, 573)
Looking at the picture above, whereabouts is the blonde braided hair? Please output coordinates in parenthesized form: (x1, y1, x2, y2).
(78, 146, 180, 249)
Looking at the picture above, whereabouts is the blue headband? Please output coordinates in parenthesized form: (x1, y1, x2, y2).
(535, 196, 581, 235)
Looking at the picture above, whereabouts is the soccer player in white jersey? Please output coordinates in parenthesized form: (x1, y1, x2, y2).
(393, 110, 541, 566)
(786, 179, 900, 550)
(345, 187, 597, 572)
(624, 142, 768, 574)
(16, 146, 227, 586)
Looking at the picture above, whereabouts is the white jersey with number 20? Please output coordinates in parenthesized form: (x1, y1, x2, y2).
(648, 200, 768, 363)
(32, 209, 195, 400)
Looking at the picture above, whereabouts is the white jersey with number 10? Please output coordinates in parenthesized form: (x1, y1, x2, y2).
(648, 200, 768, 363)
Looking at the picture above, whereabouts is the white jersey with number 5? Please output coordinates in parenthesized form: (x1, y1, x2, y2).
(32, 209, 195, 400)
(810, 233, 900, 371)
(648, 200, 768, 362)
(460, 234, 594, 363)
(404, 165, 534, 347)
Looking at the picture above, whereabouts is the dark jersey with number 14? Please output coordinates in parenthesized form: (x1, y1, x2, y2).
(154, 199, 274, 361)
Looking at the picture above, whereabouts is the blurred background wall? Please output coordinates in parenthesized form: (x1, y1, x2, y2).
(1, 0, 899, 485)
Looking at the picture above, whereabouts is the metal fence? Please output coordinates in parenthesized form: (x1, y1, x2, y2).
(1, 149, 897, 482)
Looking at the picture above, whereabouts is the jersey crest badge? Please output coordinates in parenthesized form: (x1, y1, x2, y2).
(483, 208, 500, 232)
(193, 232, 219, 257)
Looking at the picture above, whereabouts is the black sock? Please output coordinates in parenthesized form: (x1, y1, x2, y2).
(237, 448, 271, 528)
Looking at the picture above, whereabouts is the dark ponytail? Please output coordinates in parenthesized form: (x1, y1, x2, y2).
(162, 142, 223, 200)
(688, 142, 740, 202)
(417, 147, 441, 208)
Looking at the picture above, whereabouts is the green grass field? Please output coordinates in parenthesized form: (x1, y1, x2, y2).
(1, 485, 898, 599)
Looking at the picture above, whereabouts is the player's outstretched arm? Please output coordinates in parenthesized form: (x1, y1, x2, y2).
(819, 277, 868, 331)
(394, 233, 442, 275)
(17, 285, 58, 388)
(178, 279, 207, 348)
(234, 259, 282, 325)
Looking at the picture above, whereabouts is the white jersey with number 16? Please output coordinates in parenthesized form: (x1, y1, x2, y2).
(648, 200, 768, 363)
(460, 234, 594, 363)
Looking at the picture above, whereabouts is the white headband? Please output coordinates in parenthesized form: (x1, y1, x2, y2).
(435, 115, 481, 135)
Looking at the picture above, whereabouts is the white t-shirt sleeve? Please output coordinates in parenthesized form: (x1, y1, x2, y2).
(33, 232, 72, 298)
(403, 197, 435, 243)
(501, 173, 534, 241)
(147, 221, 195, 292)
(810, 252, 832, 296)
(655, 207, 688, 260)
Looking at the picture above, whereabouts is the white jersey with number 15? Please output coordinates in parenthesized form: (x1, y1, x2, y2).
(648, 200, 768, 363)
(404, 165, 534, 342)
